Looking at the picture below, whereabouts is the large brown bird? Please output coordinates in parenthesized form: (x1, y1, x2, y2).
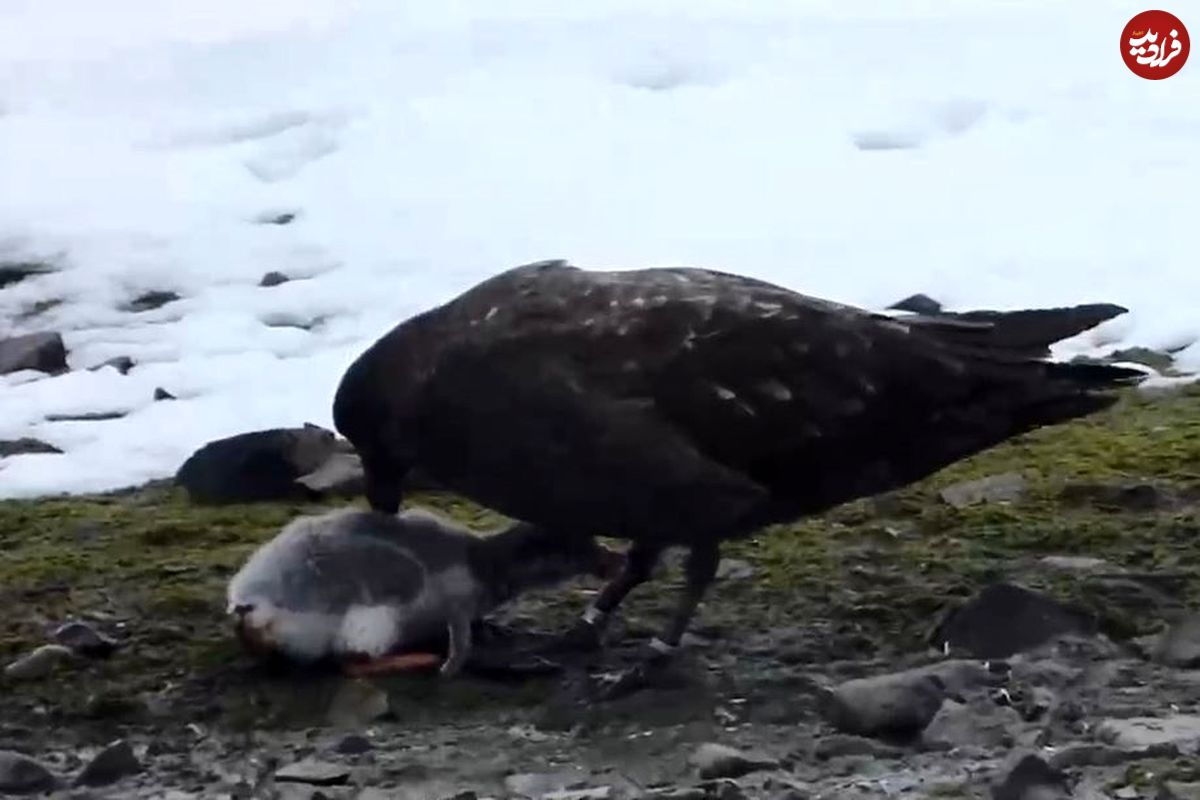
(333, 259, 1144, 693)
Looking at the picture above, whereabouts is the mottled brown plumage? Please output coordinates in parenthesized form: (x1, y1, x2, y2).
(333, 259, 1143, 677)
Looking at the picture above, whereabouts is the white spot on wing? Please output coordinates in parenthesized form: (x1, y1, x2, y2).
(713, 384, 736, 400)
(485, 306, 499, 321)
(757, 380, 793, 401)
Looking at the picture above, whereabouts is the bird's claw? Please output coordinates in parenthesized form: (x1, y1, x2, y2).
(593, 643, 676, 701)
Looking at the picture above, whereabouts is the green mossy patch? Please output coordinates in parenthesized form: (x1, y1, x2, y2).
(1, 385, 1198, 729)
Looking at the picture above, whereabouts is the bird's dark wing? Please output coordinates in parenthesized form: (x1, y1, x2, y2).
(416, 263, 1135, 523)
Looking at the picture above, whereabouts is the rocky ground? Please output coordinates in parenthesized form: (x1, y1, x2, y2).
(2, 384, 1200, 799)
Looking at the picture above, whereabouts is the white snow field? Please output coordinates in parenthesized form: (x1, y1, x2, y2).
(0, 0, 1198, 499)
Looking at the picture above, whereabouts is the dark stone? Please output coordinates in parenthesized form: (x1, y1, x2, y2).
(689, 743, 778, 780)
(44, 411, 128, 422)
(0, 331, 67, 375)
(920, 698, 1023, 751)
(991, 755, 1069, 800)
(0, 261, 55, 290)
(820, 661, 999, 740)
(123, 290, 180, 312)
(333, 734, 373, 755)
(812, 735, 904, 760)
(259, 271, 291, 287)
(931, 583, 1097, 659)
(274, 759, 350, 786)
(256, 211, 298, 226)
(174, 424, 340, 504)
(153, 387, 176, 401)
(887, 293, 943, 315)
(53, 621, 118, 659)
(1048, 742, 1179, 769)
(91, 355, 135, 375)
(74, 740, 141, 787)
(0, 438, 62, 457)
(0, 750, 57, 794)
(1058, 481, 1180, 512)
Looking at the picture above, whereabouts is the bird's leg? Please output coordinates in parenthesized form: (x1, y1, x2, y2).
(557, 542, 663, 652)
(599, 541, 720, 700)
(439, 611, 473, 677)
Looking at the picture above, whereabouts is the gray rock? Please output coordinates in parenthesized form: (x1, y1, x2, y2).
(714, 559, 755, 581)
(174, 424, 341, 504)
(543, 789, 613, 800)
(0, 437, 62, 457)
(154, 387, 176, 401)
(0, 750, 57, 794)
(688, 743, 777, 780)
(1038, 555, 1112, 572)
(645, 789, 707, 800)
(1153, 612, 1200, 668)
(0, 331, 67, 375)
(0, 260, 55, 289)
(1159, 782, 1200, 800)
(296, 451, 365, 498)
(260, 270, 291, 286)
(1048, 742, 1179, 769)
(274, 759, 351, 786)
(504, 769, 589, 798)
(53, 621, 118, 659)
(939, 472, 1026, 508)
(1097, 715, 1200, 750)
(931, 582, 1096, 658)
(123, 290, 180, 312)
(812, 735, 904, 760)
(820, 660, 1000, 738)
(326, 680, 390, 728)
(991, 754, 1069, 800)
(75, 739, 141, 787)
(920, 698, 1024, 751)
(4, 644, 74, 680)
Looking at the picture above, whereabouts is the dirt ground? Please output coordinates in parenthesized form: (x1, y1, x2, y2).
(2, 385, 1199, 798)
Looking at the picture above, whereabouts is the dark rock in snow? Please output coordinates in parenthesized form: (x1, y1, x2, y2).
(44, 410, 128, 422)
(938, 472, 1026, 508)
(688, 743, 778, 780)
(991, 754, 1069, 800)
(0, 750, 57, 794)
(153, 387, 176, 401)
(259, 270, 291, 287)
(931, 583, 1097, 659)
(274, 759, 350, 786)
(255, 211, 298, 226)
(1153, 612, 1200, 668)
(74, 739, 141, 787)
(0, 437, 62, 457)
(52, 621, 118, 659)
(0, 331, 67, 375)
(0, 260, 55, 290)
(90, 355, 135, 375)
(123, 290, 180, 312)
(174, 424, 341, 504)
(887, 293, 943, 315)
